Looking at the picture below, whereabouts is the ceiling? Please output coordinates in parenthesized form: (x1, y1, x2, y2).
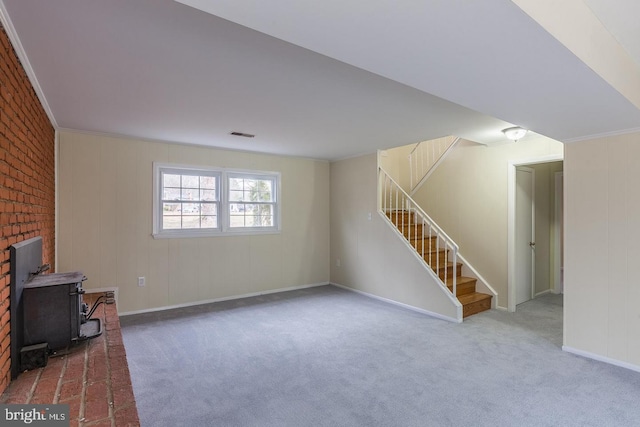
(1, 0, 640, 160)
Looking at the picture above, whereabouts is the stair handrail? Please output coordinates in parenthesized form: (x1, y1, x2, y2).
(409, 136, 460, 196)
(379, 166, 458, 297)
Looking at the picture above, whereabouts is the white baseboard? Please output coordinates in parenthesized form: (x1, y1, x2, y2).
(331, 282, 461, 323)
(534, 289, 552, 298)
(119, 282, 329, 316)
(562, 346, 640, 374)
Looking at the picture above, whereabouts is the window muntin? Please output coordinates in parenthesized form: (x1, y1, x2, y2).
(153, 163, 280, 238)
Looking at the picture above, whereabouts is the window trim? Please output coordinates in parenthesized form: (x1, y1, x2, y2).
(152, 162, 281, 239)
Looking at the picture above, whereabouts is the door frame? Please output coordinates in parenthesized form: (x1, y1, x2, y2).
(553, 171, 564, 294)
(507, 154, 563, 312)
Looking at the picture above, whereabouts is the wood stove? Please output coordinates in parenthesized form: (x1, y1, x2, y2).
(9, 236, 104, 377)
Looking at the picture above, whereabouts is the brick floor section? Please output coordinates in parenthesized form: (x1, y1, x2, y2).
(0, 292, 140, 426)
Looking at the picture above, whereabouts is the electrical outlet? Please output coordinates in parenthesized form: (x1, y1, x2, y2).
(137, 276, 145, 287)
(336, 259, 341, 267)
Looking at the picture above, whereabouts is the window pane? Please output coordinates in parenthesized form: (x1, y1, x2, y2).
(229, 190, 244, 202)
(182, 175, 199, 188)
(163, 189, 181, 201)
(181, 189, 199, 200)
(228, 203, 274, 228)
(164, 174, 181, 187)
(202, 203, 217, 215)
(202, 189, 217, 201)
(183, 203, 200, 214)
(229, 178, 243, 190)
(229, 203, 244, 213)
(202, 216, 217, 228)
(163, 215, 182, 229)
(255, 180, 272, 199)
(200, 176, 216, 189)
(257, 216, 273, 227)
(182, 216, 201, 229)
(163, 202, 181, 213)
(230, 217, 245, 227)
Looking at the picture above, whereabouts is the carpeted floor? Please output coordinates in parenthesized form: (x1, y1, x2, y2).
(121, 285, 640, 427)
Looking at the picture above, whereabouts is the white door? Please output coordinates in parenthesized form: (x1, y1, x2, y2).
(515, 167, 535, 306)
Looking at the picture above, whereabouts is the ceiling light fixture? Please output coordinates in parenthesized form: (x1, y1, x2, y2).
(502, 126, 527, 142)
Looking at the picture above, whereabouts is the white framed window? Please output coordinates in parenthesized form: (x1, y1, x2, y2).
(153, 163, 280, 238)
(227, 173, 278, 231)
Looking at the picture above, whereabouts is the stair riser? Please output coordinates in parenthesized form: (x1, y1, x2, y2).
(447, 281, 476, 297)
(387, 213, 415, 225)
(435, 264, 462, 279)
(462, 296, 492, 318)
(387, 211, 413, 224)
(397, 225, 424, 239)
(411, 238, 438, 251)
(422, 250, 449, 264)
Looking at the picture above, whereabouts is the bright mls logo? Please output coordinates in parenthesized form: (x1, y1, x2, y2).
(0, 405, 69, 426)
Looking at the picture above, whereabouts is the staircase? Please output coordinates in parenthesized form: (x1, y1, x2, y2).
(387, 210, 492, 318)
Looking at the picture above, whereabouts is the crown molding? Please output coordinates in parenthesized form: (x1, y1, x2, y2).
(562, 126, 640, 143)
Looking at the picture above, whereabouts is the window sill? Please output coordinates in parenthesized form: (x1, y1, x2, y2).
(152, 229, 281, 239)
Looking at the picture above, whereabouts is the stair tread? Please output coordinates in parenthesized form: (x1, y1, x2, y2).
(457, 292, 492, 304)
(445, 276, 475, 286)
(430, 261, 461, 269)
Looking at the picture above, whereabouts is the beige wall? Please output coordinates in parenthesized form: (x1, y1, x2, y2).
(411, 136, 564, 308)
(379, 143, 415, 192)
(564, 131, 640, 367)
(58, 131, 330, 313)
(330, 153, 460, 320)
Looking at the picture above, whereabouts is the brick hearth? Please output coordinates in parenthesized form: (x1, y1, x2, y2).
(0, 292, 140, 426)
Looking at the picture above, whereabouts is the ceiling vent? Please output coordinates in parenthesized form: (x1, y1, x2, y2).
(230, 131, 255, 138)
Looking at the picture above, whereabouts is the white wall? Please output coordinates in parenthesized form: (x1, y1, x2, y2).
(411, 136, 564, 308)
(564, 131, 640, 367)
(58, 131, 330, 313)
(330, 153, 460, 321)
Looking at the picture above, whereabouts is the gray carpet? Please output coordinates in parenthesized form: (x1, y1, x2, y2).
(120, 285, 640, 427)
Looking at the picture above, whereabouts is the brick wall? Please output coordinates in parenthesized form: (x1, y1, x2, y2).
(0, 23, 56, 394)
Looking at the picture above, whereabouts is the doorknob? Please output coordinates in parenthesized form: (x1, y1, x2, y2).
(529, 242, 536, 248)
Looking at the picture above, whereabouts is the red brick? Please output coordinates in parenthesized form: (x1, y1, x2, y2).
(109, 368, 132, 390)
(86, 361, 109, 383)
(39, 356, 65, 380)
(114, 405, 141, 427)
(85, 380, 108, 403)
(112, 386, 135, 409)
(0, 21, 54, 394)
(60, 397, 81, 423)
(83, 393, 110, 423)
(31, 377, 59, 403)
(58, 379, 83, 402)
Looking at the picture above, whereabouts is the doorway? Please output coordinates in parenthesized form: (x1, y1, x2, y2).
(508, 156, 564, 312)
(515, 166, 534, 305)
